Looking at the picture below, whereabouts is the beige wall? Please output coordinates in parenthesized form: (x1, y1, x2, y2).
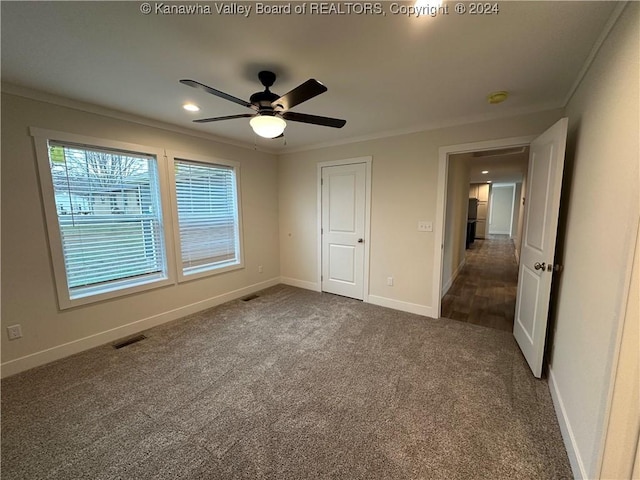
(548, 3, 640, 478)
(279, 109, 562, 314)
(1, 93, 280, 375)
(600, 223, 639, 479)
(442, 154, 470, 294)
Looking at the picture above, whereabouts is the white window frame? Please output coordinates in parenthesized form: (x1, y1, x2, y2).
(167, 151, 244, 282)
(31, 127, 177, 309)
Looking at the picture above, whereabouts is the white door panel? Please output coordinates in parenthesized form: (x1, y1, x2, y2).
(322, 163, 366, 299)
(516, 266, 541, 343)
(514, 118, 568, 378)
(328, 175, 357, 232)
(526, 143, 554, 251)
(328, 244, 356, 283)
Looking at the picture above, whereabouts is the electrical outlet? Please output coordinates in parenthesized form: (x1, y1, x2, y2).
(387, 277, 394, 286)
(7, 324, 22, 340)
(258, 265, 263, 273)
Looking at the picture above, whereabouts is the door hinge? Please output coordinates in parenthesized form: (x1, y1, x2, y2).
(321, 275, 323, 281)
(321, 228, 323, 234)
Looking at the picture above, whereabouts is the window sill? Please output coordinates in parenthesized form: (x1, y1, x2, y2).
(59, 275, 174, 310)
(177, 261, 244, 283)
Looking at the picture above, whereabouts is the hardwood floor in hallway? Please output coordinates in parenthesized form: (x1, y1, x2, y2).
(441, 234, 518, 332)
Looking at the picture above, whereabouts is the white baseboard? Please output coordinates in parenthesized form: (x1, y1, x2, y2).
(442, 258, 466, 296)
(367, 295, 434, 318)
(280, 276, 321, 292)
(549, 368, 588, 479)
(0, 277, 281, 378)
(280, 280, 434, 319)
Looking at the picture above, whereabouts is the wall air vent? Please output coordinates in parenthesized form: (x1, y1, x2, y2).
(113, 334, 147, 349)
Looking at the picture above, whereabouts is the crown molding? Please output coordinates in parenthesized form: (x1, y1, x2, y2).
(562, 1, 629, 107)
(0, 82, 280, 155)
(281, 103, 563, 155)
(0, 82, 567, 158)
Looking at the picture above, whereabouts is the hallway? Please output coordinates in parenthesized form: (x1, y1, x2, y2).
(441, 235, 519, 332)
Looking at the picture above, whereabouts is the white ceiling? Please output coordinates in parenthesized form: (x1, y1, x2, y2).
(1, 1, 618, 152)
(453, 148, 529, 184)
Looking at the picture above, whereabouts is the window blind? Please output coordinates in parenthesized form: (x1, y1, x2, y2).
(174, 159, 240, 275)
(48, 141, 166, 297)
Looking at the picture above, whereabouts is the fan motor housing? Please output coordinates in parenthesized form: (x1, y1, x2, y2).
(250, 90, 280, 110)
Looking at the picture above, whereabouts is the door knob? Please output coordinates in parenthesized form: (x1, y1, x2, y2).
(534, 262, 546, 271)
(357, 238, 364, 243)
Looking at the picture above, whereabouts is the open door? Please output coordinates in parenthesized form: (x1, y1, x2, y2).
(514, 118, 568, 378)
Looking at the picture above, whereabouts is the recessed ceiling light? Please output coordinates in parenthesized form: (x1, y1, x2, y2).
(487, 91, 509, 104)
(183, 103, 200, 112)
(482, 170, 489, 174)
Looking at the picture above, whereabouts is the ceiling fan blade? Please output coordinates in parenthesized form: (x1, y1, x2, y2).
(193, 114, 254, 123)
(180, 79, 257, 110)
(282, 111, 346, 128)
(272, 79, 327, 111)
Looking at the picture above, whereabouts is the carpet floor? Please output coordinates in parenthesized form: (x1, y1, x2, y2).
(1, 285, 572, 479)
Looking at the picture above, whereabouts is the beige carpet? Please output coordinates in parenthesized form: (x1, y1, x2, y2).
(1, 285, 572, 479)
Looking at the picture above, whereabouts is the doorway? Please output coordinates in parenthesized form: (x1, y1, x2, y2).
(435, 118, 569, 378)
(433, 136, 534, 320)
(440, 149, 528, 332)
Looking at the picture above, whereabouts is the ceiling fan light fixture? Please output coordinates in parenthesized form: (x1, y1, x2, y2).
(250, 115, 286, 138)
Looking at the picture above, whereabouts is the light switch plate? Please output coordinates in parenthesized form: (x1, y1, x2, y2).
(418, 221, 433, 232)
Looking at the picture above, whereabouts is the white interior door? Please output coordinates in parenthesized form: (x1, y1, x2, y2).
(322, 163, 366, 300)
(514, 118, 568, 378)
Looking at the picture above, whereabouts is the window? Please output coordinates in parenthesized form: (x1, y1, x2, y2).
(32, 129, 244, 307)
(170, 155, 242, 280)
(32, 129, 173, 308)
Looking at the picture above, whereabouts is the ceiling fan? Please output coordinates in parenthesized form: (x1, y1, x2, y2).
(180, 71, 346, 139)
